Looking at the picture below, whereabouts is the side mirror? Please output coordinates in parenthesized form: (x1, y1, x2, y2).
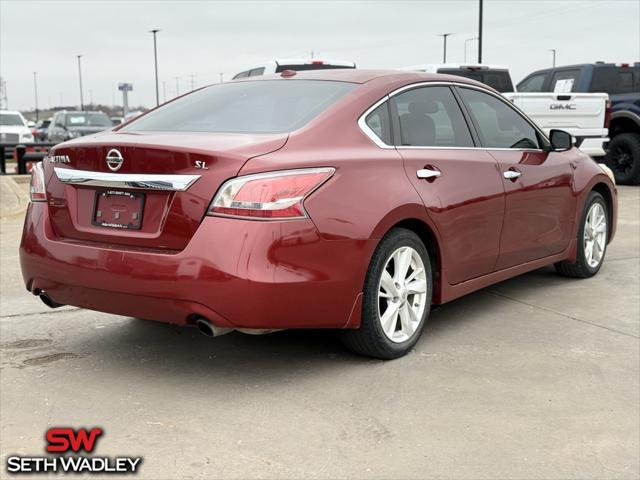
(549, 129, 572, 152)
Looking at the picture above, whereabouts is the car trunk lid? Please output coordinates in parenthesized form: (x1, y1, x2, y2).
(45, 131, 288, 250)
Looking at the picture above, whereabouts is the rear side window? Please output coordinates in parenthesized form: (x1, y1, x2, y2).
(517, 73, 547, 92)
(438, 69, 514, 92)
(459, 87, 540, 150)
(365, 103, 392, 145)
(249, 67, 265, 77)
(550, 69, 580, 92)
(393, 86, 474, 147)
(123, 80, 356, 134)
(589, 67, 639, 94)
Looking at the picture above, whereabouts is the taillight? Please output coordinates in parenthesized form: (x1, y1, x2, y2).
(29, 161, 46, 202)
(208, 168, 334, 220)
(604, 99, 612, 129)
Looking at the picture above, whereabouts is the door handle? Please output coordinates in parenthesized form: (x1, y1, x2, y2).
(417, 168, 441, 180)
(503, 170, 522, 180)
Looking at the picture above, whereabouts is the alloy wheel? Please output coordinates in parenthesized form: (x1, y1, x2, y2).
(377, 246, 428, 343)
(583, 203, 607, 268)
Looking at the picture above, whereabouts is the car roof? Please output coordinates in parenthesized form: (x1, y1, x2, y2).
(241, 68, 495, 90)
(0, 110, 24, 115)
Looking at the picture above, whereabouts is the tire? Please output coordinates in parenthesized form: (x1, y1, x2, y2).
(340, 228, 433, 359)
(554, 191, 608, 278)
(604, 132, 640, 185)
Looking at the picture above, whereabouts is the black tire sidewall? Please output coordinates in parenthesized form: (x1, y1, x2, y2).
(605, 133, 640, 185)
(361, 229, 433, 357)
(576, 192, 608, 276)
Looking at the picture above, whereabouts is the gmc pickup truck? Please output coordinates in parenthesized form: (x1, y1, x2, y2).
(503, 91, 609, 158)
(518, 62, 640, 185)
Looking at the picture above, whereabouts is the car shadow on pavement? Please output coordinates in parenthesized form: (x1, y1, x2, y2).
(45, 265, 574, 385)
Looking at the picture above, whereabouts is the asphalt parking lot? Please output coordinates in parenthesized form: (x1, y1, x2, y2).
(1, 176, 638, 480)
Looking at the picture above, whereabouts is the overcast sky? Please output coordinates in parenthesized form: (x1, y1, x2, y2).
(1, 0, 638, 111)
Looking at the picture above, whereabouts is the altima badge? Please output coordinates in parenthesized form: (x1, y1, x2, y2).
(106, 149, 124, 172)
(49, 155, 71, 164)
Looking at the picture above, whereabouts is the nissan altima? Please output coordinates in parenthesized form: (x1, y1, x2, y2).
(20, 70, 617, 359)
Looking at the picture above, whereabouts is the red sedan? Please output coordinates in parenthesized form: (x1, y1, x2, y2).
(20, 70, 617, 359)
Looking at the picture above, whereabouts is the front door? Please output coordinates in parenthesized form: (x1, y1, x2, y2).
(457, 86, 576, 270)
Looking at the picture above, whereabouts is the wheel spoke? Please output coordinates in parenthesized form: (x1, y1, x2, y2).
(380, 270, 398, 297)
(380, 302, 400, 337)
(394, 248, 412, 283)
(398, 306, 414, 337)
(405, 280, 427, 295)
(405, 267, 424, 284)
(585, 240, 594, 264)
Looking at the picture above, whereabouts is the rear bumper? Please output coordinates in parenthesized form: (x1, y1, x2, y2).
(20, 203, 372, 329)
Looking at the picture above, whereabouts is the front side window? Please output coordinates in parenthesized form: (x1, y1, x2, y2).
(249, 67, 265, 77)
(364, 102, 392, 145)
(393, 86, 474, 147)
(459, 87, 540, 150)
(123, 80, 356, 134)
(517, 73, 547, 92)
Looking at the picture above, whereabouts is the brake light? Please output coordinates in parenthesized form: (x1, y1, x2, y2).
(29, 161, 46, 202)
(604, 99, 612, 129)
(208, 168, 335, 219)
(311, 60, 324, 65)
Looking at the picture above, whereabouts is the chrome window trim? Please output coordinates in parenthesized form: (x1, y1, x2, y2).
(357, 81, 550, 152)
(54, 168, 201, 191)
(357, 94, 393, 149)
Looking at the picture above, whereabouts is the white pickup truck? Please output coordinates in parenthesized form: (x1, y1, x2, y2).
(503, 92, 609, 158)
(400, 64, 610, 158)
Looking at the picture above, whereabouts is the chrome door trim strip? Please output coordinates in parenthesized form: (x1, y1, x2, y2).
(54, 168, 201, 191)
(357, 80, 550, 151)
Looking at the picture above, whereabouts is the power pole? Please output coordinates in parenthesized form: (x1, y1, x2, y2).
(33, 72, 39, 121)
(150, 29, 160, 106)
(549, 49, 557, 67)
(76, 55, 84, 111)
(438, 33, 453, 63)
(478, 0, 483, 63)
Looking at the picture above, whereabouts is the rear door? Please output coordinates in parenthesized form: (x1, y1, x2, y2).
(457, 86, 576, 270)
(390, 85, 505, 285)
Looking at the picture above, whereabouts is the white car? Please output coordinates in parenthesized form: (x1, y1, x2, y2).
(400, 64, 515, 92)
(0, 110, 34, 145)
(232, 59, 356, 79)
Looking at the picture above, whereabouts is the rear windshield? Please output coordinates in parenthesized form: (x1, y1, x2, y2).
(589, 66, 640, 95)
(275, 64, 355, 73)
(437, 69, 514, 92)
(0, 113, 25, 126)
(123, 80, 356, 134)
(65, 113, 112, 127)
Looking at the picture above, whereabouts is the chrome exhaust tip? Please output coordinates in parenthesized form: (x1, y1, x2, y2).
(39, 291, 65, 309)
(195, 317, 233, 337)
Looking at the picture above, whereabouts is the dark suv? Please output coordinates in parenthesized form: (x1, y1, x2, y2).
(518, 62, 640, 184)
(47, 111, 113, 143)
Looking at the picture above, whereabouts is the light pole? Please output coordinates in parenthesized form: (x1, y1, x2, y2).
(438, 33, 453, 63)
(464, 37, 479, 63)
(32, 72, 39, 121)
(478, 0, 483, 63)
(219, 72, 224, 83)
(76, 55, 84, 111)
(549, 49, 557, 67)
(150, 29, 160, 106)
